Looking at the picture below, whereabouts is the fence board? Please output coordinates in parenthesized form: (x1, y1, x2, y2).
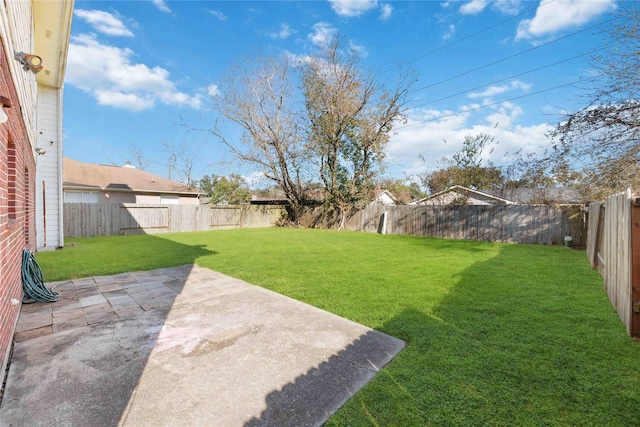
(65, 203, 586, 247)
(587, 190, 634, 336)
(631, 198, 640, 336)
(302, 204, 584, 246)
(64, 203, 288, 238)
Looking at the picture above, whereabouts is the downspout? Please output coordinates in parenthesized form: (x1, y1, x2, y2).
(57, 87, 63, 247)
(56, 0, 75, 249)
(42, 179, 46, 247)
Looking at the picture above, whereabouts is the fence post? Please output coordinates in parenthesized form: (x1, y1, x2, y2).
(377, 211, 387, 234)
(631, 197, 640, 337)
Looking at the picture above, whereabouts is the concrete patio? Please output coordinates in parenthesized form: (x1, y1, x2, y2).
(0, 264, 405, 426)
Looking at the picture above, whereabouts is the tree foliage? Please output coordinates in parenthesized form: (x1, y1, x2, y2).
(302, 37, 414, 227)
(424, 133, 504, 194)
(198, 174, 251, 204)
(161, 138, 199, 187)
(550, 2, 640, 199)
(376, 178, 426, 204)
(208, 54, 309, 222)
(209, 37, 413, 227)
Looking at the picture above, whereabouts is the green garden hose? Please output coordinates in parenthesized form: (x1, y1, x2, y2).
(22, 249, 59, 303)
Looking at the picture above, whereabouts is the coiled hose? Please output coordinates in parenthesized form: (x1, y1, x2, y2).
(22, 249, 59, 303)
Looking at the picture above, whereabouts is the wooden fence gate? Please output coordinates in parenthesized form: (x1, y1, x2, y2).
(587, 189, 640, 337)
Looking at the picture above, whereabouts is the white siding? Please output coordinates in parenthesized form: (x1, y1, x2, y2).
(64, 191, 98, 203)
(36, 85, 62, 249)
(137, 194, 161, 204)
(160, 194, 179, 205)
(177, 196, 199, 205)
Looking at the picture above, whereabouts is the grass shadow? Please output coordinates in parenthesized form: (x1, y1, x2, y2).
(244, 329, 405, 427)
(36, 233, 218, 281)
(1, 235, 216, 425)
(7, 229, 639, 426)
(327, 244, 640, 426)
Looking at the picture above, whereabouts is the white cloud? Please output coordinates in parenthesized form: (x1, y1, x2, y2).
(206, 84, 221, 97)
(66, 34, 201, 111)
(380, 4, 393, 20)
(94, 91, 154, 111)
(244, 171, 267, 189)
(208, 10, 228, 20)
(386, 104, 552, 177)
(270, 23, 295, 39)
(151, 0, 171, 13)
(493, 0, 522, 15)
(74, 10, 134, 37)
(350, 41, 368, 58)
(467, 80, 531, 100)
(328, 0, 395, 20)
(459, 0, 489, 15)
(443, 24, 456, 40)
(284, 51, 312, 67)
(484, 101, 524, 128)
(329, 0, 378, 17)
(516, 0, 615, 41)
(308, 22, 338, 48)
(458, 0, 522, 16)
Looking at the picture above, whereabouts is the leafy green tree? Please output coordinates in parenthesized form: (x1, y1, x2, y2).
(208, 38, 413, 226)
(424, 133, 504, 194)
(302, 37, 414, 228)
(550, 2, 640, 199)
(376, 179, 426, 204)
(208, 54, 309, 222)
(198, 174, 251, 204)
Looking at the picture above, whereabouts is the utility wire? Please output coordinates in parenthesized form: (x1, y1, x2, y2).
(399, 76, 598, 130)
(410, 20, 610, 96)
(390, 0, 557, 71)
(409, 46, 606, 109)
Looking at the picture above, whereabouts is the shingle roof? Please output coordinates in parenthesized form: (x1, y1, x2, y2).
(63, 158, 201, 195)
(483, 188, 582, 204)
(411, 185, 515, 205)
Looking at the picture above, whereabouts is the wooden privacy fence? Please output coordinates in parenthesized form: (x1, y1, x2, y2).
(302, 204, 585, 245)
(586, 189, 640, 337)
(64, 203, 287, 238)
(66, 202, 585, 246)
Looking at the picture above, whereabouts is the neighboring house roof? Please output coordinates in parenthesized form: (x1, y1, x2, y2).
(63, 158, 201, 195)
(411, 185, 515, 205)
(483, 188, 582, 205)
(371, 190, 397, 205)
(410, 186, 583, 206)
(249, 196, 290, 205)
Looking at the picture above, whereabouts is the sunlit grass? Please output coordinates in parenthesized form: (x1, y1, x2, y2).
(36, 228, 640, 426)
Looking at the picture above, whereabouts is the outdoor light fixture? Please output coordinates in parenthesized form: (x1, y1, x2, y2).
(0, 95, 12, 124)
(14, 51, 43, 74)
(35, 148, 46, 155)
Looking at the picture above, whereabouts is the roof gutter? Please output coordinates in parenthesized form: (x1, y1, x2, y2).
(63, 185, 203, 196)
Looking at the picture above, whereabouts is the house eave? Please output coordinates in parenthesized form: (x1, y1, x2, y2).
(414, 185, 516, 205)
(34, 0, 74, 89)
(64, 185, 202, 197)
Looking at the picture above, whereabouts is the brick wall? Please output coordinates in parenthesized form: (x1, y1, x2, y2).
(0, 44, 36, 375)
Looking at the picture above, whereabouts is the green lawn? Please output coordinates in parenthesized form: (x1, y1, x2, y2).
(37, 228, 640, 426)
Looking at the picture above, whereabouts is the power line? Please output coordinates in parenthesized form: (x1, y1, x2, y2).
(390, 0, 557, 71)
(398, 76, 598, 130)
(409, 46, 605, 109)
(410, 20, 609, 96)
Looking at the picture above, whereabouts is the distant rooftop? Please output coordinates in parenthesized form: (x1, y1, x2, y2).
(63, 158, 201, 195)
(483, 188, 583, 204)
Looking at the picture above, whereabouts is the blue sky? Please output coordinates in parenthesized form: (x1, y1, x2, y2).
(63, 0, 617, 187)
